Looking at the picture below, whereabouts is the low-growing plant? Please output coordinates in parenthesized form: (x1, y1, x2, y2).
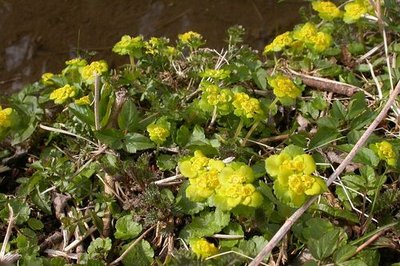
(1, 1, 400, 265)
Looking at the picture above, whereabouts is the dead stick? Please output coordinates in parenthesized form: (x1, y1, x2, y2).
(355, 230, 385, 253)
(250, 80, 400, 266)
(285, 68, 358, 97)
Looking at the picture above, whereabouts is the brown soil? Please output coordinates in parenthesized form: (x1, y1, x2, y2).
(0, 0, 305, 95)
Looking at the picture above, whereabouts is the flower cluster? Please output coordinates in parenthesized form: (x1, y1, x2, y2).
(268, 74, 302, 106)
(146, 118, 170, 145)
(265, 145, 326, 207)
(190, 238, 218, 259)
(263, 31, 293, 54)
(198, 82, 233, 115)
(232, 92, 264, 120)
(179, 151, 263, 211)
(312, 1, 342, 21)
(178, 31, 204, 49)
(144, 37, 174, 57)
(49, 84, 77, 105)
(75, 95, 91, 106)
(370, 141, 397, 167)
(41, 72, 55, 85)
(0, 106, 13, 129)
(311, 0, 371, 24)
(264, 22, 332, 55)
(112, 35, 144, 57)
(80, 61, 109, 84)
(200, 69, 231, 80)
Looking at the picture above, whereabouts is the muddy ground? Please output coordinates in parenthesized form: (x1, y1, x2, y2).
(0, 0, 305, 95)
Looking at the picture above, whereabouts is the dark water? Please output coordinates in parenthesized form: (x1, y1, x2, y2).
(0, 0, 305, 94)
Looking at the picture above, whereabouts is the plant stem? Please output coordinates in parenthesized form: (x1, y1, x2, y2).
(241, 120, 260, 147)
(234, 119, 244, 140)
(129, 55, 135, 70)
(94, 74, 101, 131)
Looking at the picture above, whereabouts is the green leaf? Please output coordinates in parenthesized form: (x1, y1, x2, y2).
(156, 154, 176, 171)
(179, 209, 230, 240)
(123, 133, 155, 153)
(253, 68, 267, 89)
(334, 244, 357, 263)
(331, 101, 347, 120)
(27, 218, 44, 231)
(349, 110, 376, 130)
(87, 237, 112, 256)
(118, 99, 140, 132)
(347, 92, 367, 120)
(115, 214, 143, 240)
(176, 125, 190, 147)
(312, 204, 359, 223)
(337, 144, 379, 167)
(0, 199, 31, 225)
(307, 228, 341, 260)
(94, 129, 124, 149)
(309, 127, 341, 149)
(235, 236, 268, 259)
(122, 240, 154, 266)
(317, 116, 339, 129)
(69, 103, 95, 126)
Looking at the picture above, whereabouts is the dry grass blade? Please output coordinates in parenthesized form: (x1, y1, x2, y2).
(249, 80, 400, 266)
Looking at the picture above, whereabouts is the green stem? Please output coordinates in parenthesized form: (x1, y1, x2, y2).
(269, 97, 279, 110)
(129, 55, 135, 70)
(241, 120, 260, 147)
(234, 119, 244, 140)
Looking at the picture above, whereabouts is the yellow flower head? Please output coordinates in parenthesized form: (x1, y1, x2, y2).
(190, 238, 218, 259)
(186, 169, 220, 201)
(218, 163, 255, 184)
(74, 95, 91, 106)
(312, 1, 342, 21)
(232, 92, 263, 119)
(0, 106, 13, 129)
(268, 75, 302, 106)
(310, 31, 332, 53)
(49, 85, 77, 104)
(263, 31, 293, 54)
(65, 58, 88, 67)
(179, 151, 225, 179)
(112, 35, 144, 56)
(293, 23, 318, 43)
(178, 31, 202, 44)
(81, 61, 108, 84)
(178, 31, 204, 49)
(146, 123, 170, 145)
(200, 69, 231, 80)
(41, 72, 54, 85)
(343, 1, 368, 23)
(370, 141, 397, 167)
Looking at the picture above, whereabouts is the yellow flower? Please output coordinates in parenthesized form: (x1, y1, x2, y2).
(232, 92, 263, 119)
(190, 238, 218, 259)
(310, 31, 332, 52)
(179, 151, 225, 179)
(81, 61, 108, 84)
(146, 124, 170, 145)
(41, 72, 54, 85)
(268, 75, 302, 106)
(178, 31, 202, 44)
(312, 1, 342, 21)
(49, 85, 77, 104)
(65, 58, 87, 67)
(200, 69, 231, 80)
(293, 23, 318, 43)
(112, 35, 144, 56)
(218, 163, 255, 184)
(0, 106, 13, 128)
(343, 1, 368, 23)
(186, 169, 220, 201)
(263, 31, 293, 54)
(370, 141, 397, 166)
(75, 95, 91, 106)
